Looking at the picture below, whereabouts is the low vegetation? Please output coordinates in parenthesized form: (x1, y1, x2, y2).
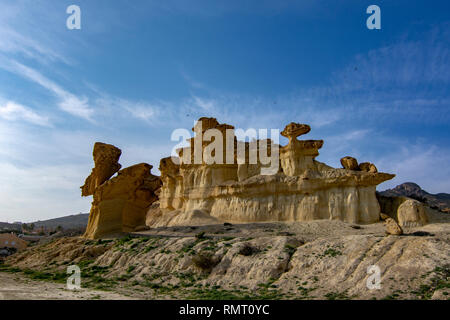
(192, 252, 220, 271)
(1, 222, 448, 300)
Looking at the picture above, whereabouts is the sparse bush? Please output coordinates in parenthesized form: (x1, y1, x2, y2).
(115, 235, 133, 247)
(324, 290, 350, 300)
(195, 232, 206, 240)
(323, 247, 342, 257)
(238, 243, 260, 256)
(284, 244, 297, 257)
(221, 236, 235, 242)
(192, 252, 219, 271)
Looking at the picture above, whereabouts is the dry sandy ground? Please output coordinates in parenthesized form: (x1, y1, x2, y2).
(0, 272, 133, 300)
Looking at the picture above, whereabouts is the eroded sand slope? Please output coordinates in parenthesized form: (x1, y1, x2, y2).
(2, 219, 449, 300)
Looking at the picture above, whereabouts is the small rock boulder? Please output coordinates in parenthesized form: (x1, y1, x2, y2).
(380, 213, 390, 220)
(384, 217, 403, 235)
(340, 156, 359, 170)
(397, 199, 428, 227)
(358, 162, 378, 173)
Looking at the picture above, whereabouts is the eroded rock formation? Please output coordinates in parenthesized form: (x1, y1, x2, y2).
(340, 156, 378, 173)
(397, 199, 429, 227)
(376, 193, 432, 228)
(82, 143, 161, 239)
(340, 156, 359, 171)
(81, 142, 122, 196)
(384, 217, 403, 235)
(147, 117, 395, 227)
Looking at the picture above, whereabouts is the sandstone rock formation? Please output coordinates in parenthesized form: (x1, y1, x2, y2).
(82, 143, 161, 239)
(384, 217, 403, 235)
(358, 162, 378, 173)
(397, 199, 428, 227)
(147, 117, 395, 227)
(81, 142, 122, 196)
(340, 157, 378, 173)
(340, 156, 359, 171)
(377, 193, 432, 228)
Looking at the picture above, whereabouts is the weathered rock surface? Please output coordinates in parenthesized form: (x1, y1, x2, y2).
(377, 194, 408, 219)
(82, 143, 161, 239)
(151, 118, 395, 227)
(340, 156, 359, 171)
(397, 199, 429, 227)
(81, 142, 122, 196)
(380, 213, 390, 221)
(377, 193, 437, 228)
(5, 219, 449, 300)
(384, 217, 403, 235)
(358, 162, 378, 173)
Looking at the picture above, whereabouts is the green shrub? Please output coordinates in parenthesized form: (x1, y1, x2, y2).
(192, 252, 219, 271)
(238, 243, 260, 256)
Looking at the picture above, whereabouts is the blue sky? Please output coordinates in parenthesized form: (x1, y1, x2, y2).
(0, 0, 449, 222)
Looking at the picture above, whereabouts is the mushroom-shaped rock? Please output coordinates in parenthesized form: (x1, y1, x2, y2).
(340, 156, 359, 171)
(384, 217, 403, 235)
(359, 162, 378, 173)
(281, 123, 311, 143)
(397, 199, 428, 227)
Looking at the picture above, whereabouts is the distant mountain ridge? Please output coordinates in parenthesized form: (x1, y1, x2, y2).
(0, 222, 21, 231)
(32, 213, 89, 230)
(380, 182, 450, 212)
(0, 213, 89, 231)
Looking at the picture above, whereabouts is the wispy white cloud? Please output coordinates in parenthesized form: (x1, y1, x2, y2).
(333, 25, 450, 89)
(0, 0, 74, 65)
(0, 26, 70, 65)
(0, 58, 94, 121)
(93, 94, 165, 125)
(125, 104, 158, 122)
(0, 101, 51, 127)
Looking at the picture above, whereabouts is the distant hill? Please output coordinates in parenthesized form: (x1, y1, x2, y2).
(380, 182, 450, 213)
(0, 222, 22, 231)
(32, 213, 89, 230)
